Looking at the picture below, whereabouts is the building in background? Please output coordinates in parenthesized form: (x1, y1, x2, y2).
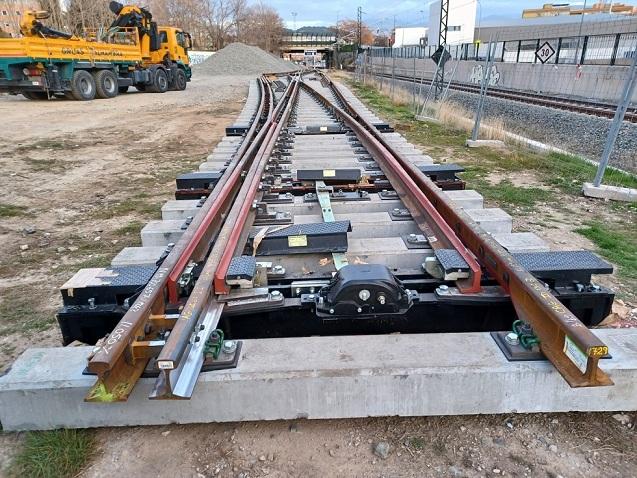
(392, 27, 428, 48)
(523, 2, 637, 19)
(280, 26, 336, 67)
(428, 0, 478, 46)
(0, 0, 40, 37)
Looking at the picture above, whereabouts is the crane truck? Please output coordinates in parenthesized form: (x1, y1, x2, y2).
(0, 2, 193, 100)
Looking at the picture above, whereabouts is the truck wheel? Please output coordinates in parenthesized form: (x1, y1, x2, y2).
(174, 69, 187, 91)
(148, 67, 168, 93)
(70, 70, 96, 101)
(94, 70, 118, 99)
(22, 91, 49, 100)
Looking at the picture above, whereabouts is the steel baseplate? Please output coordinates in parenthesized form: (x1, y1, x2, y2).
(491, 331, 612, 362)
(490, 331, 546, 361)
(81, 341, 243, 379)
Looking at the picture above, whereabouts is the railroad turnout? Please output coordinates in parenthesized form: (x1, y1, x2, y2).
(46, 71, 616, 404)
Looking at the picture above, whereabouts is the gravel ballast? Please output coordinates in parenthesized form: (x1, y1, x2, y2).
(195, 43, 297, 76)
(387, 76, 637, 174)
(446, 89, 637, 174)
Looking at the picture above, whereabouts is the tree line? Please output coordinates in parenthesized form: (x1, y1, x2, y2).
(9, 1, 386, 52)
(12, 0, 284, 52)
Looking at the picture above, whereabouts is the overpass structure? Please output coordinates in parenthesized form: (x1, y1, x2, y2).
(281, 27, 338, 67)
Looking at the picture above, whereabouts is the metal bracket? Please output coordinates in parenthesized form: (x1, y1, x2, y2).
(402, 233, 429, 249)
(390, 208, 413, 221)
(379, 189, 399, 200)
(316, 181, 349, 270)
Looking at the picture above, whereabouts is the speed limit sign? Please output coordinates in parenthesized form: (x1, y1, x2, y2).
(535, 41, 556, 64)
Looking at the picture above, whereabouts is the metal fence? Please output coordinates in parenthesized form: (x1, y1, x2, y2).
(370, 32, 637, 66)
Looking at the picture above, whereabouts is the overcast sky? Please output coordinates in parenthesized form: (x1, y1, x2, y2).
(265, 1, 611, 31)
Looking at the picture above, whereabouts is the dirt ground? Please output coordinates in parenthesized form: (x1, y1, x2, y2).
(0, 74, 250, 371)
(0, 74, 636, 477)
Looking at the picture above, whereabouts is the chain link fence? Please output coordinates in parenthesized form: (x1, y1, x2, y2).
(355, 42, 637, 193)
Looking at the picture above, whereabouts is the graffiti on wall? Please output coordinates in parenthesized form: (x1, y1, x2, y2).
(188, 51, 215, 65)
(469, 64, 501, 86)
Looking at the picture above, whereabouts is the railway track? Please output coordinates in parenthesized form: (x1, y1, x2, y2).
(56, 71, 617, 404)
(375, 71, 637, 122)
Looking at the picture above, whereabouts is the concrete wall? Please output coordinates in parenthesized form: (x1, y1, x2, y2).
(369, 56, 633, 103)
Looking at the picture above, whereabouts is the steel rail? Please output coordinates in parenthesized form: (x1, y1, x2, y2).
(382, 72, 637, 122)
(302, 79, 482, 293)
(84, 78, 273, 402)
(326, 76, 612, 388)
(213, 81, 301, 294)
(149, 78, 300, 399)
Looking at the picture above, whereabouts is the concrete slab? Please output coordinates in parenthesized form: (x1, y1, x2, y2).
(583, 182, 637, 203)
(466, 139, 506, 148)
(161, 200, 202, 220)
(465, 208, 513, 234)
(1, 329, 635, 431)
(445, 189, 484, 209)
(111, 246, 166, 266)
(140, 220, 186, 247)
(414, 115, 440, 123)
(200, 162, 228, 172)
(492, 232, 550, 253)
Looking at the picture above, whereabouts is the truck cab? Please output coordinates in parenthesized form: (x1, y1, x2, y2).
(156, 27, 192, 66)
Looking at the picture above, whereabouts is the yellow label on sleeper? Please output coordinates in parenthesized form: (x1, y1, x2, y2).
(320, 126, 328, 132)
(288, 235, 308, 247)
(323, 169, 336, 177)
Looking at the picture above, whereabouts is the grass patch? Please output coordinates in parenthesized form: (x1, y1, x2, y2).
(21, 157, 77, 173)
(407, 436, 425, 450)
(575, 221, 637, 281)
(0, 290, 56, 337)
(473, 179, 553, 210)
(9, 429, 95, 478)
(347, 78, 637, 195)
(69, 255, 112, 270)
(93, 193, 160, 220)
(115, 220, 145, 239)
(0, 203, 27, 217)
(15, 139, 84, 152)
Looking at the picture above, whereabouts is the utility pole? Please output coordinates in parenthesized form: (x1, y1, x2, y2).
(391, 15, 396, 100)
(433, 0, 449, 100)
(592, 50, 637, 186)
(335, 12, 339, 70)
(357, 6, 363, 51)
(292, 12, 298, 31)
(574, 0, 588, 65)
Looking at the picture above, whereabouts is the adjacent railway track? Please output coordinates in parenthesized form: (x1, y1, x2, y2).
(375, 71, 637, 122)
(56, 71, 616, 404)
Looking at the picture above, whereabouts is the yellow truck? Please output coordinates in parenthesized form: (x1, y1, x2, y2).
(0, 2, 193, 100)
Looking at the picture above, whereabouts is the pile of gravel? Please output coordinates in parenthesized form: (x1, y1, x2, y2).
(195, 43, 297, 76)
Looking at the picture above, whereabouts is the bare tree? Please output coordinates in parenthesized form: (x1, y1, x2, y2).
(38, 0, 66, 31)
(65, 0, 113, 35)
(240, 2, 284, 52)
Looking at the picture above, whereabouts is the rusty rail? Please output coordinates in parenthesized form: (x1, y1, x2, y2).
(150, 78, 301, 399)
(324, 76, 611, 388)
(84, 71, 612, 404)
(85, 77, 274, 402)
(303, 79, 482, 293)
